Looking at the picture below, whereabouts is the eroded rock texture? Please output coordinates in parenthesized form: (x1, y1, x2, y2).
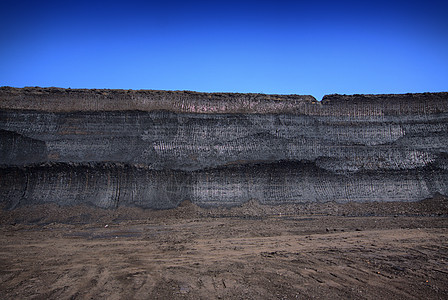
(0, 87, 447, 209)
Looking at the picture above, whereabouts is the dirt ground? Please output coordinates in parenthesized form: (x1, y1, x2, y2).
(1, 198, 448, 299)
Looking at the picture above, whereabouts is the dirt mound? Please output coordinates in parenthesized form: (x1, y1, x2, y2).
(1, 196, 447, 227)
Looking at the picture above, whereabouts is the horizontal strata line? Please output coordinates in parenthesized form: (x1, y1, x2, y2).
(0, 160, 445, 175)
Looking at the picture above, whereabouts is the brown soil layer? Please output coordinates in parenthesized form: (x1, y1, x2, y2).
(1, 199, 448, 299)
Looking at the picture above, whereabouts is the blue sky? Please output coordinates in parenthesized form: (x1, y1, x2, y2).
(1, 0, 447, 100)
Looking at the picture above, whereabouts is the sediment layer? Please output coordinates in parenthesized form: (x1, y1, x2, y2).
(0, 87, 447, 209)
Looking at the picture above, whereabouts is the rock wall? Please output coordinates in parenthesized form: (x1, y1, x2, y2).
(1, 87, 447, 209)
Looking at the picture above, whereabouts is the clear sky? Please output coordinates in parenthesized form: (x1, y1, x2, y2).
(1, 0, 447, 100)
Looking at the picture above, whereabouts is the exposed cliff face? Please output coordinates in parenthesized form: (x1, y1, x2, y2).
(0, 87, 447, 209)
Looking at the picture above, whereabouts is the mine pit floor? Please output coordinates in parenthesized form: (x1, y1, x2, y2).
(1, 201, 447, 299)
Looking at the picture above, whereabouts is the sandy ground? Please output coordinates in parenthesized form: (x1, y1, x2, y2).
(1, 199, 448, 299)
